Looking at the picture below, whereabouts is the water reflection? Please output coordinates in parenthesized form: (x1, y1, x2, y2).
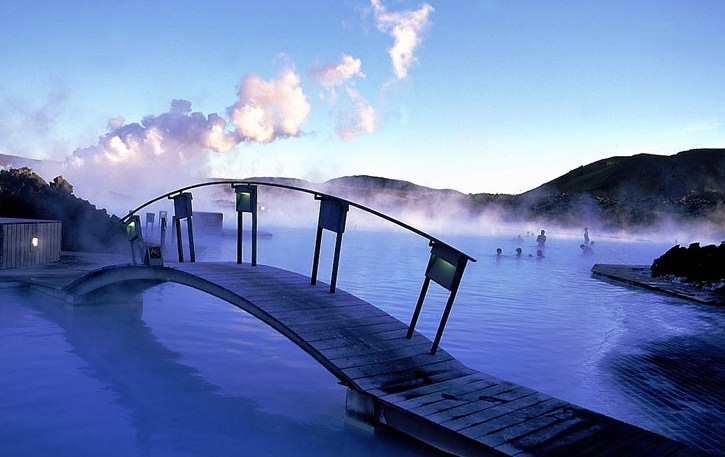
(0, 286, 445, 457)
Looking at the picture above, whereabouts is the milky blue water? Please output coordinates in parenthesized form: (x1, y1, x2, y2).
(1, 225, 722, 456)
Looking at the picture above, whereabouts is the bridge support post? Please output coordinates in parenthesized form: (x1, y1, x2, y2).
(345, 388, 383, 426)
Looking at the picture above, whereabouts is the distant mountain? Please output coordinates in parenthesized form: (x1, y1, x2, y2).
(507, 148, 725, 230)
(312, 149, 725, 232)
(0, 153, 46, 169)
(528, 148, 725, 198)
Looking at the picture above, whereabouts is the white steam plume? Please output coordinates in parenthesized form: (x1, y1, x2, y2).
(230, 68, 310, 143)
(371, 0, 433, 80)
(61, 69, 311, 214)
(312, 54, 377, 140)
(337, 87, 377, 140)
(312, 54, 365, 91)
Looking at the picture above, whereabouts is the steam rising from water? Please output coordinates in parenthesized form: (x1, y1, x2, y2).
(371, 0, 434, 80)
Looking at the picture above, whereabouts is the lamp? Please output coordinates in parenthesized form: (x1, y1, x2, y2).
(311, 196, 349, 293)
(233, 184, 258, 265)
(408, 242, 471, 354)
(169, 192, 195, 262)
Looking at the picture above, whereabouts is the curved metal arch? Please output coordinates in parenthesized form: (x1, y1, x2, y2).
(120, 179, 476, 263)
(62, 265, 346, 381)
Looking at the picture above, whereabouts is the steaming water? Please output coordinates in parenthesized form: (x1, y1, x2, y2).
(1, 227, 723, 456)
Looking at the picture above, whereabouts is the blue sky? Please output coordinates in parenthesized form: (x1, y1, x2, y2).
(1, 0, 724, 202)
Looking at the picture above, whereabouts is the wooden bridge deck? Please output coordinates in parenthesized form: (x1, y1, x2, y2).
(0, 255, 708, 456)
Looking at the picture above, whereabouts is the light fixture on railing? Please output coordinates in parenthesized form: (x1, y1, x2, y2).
(408, 241, 471, 355)
(169, 192, 195, 263)
(30, 237, 39, 251)
(234, 184, 258, 266)
(311, 195, 349, 293)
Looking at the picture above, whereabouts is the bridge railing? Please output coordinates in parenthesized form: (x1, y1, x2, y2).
(120, 180, 477, 354)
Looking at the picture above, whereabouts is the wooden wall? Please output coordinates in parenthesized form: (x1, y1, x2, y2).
(0, 220, 61, 269)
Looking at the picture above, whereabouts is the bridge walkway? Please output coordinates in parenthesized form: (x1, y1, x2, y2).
(0, 255, 707, 457)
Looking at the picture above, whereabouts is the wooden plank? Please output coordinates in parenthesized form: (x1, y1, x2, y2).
(416, 381, 525, 418)
(353, 360, 473, 393)
(556, 421, 644, 456)
(300, 320, 408, 351)
(296, 320, 407, 341)
(320, 339, 433, 367)
(379, 371, 495, 405)
(341, 350, 456, 380)
(432, 388, 545, 432)
(390, 378, 500, 413)
(497, 413, 588, 455)
(292, 317, 407, 340)
(472, 399, 572, 446)
(269, 303, 390, 323)
(365, 365, 479, 397)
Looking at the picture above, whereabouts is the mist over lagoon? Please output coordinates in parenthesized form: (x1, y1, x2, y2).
(1, 226, 722, 456)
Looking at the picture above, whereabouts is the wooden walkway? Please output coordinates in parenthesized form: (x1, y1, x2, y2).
(0, 256, 709, 456)
(591, 264, 724, 306)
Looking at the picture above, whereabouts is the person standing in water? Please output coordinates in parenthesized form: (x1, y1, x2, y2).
(584, 227, 590, 244)
(536, 230, 547, 247)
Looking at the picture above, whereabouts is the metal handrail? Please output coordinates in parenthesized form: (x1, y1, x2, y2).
(121, 178, 477, 354)
(120, 179, 477, 264)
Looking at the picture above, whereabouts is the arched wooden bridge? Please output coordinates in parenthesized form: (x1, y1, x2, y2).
(0, 181, 705, 457)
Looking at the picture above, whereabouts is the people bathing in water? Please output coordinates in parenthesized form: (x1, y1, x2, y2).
(536, 230, 547, 247)
(515, 247, 522, 257)
(584, 227, 590, 244)
(580, 244, 594, 255)
(536, 249, 545, 258)
(496, 248, 503, 256)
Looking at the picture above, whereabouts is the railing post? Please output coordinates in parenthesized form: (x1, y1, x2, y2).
(311, 196, 349, 293)
(159, 211, 168, 254)
(174, 216, 183, 262)
(145, 212, 155, 238)
(407, 277, 430, 339)
(170, 192, 195, 263)
(407, 241, 470, 354)
(311, 226, 323, 285)
(124, 214, 143, 265)
(233, 184, 258, 266)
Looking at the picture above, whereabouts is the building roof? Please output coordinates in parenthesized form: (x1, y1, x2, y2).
(0, 217, 61, 224)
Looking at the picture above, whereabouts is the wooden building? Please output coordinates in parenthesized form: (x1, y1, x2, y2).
(0, 218, 61, 269)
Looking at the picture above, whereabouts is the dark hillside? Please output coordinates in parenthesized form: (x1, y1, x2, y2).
(531, 149, 725, 198)
(0, 168, 127, 252)
(495, 148, 725, 230)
